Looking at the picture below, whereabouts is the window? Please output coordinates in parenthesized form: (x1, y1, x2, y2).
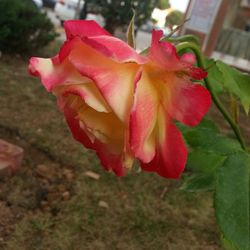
(241, 0, 250, 8)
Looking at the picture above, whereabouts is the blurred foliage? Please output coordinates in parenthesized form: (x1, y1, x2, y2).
(0, 0, 57, 54)
(179, 118, 249, 250)
(85, 0, 159, 33)
(165, 10, 184, 27)
(157, 0, 170, 9)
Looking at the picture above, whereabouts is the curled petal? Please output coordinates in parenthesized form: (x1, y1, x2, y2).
(96, 150, 130, 177)
(28, 56, 87, 91)
(141, 109, 187, 179)
(85, 36, 148, 64)
(68, 42, 139, 121)
(78, 106, 124, 150)
(149, 30, 208, 81)
(129, 71, 158, 163)
(180, 53, 196, 64)
(64, 20, 147, 64)
(63, 100, 94, 150)
(62, 96, 132, 176)
(60, 34, 147, 64)
(55, 82, 111, 113)
(64, 20, 111, 40)
(59, 37, 83, 62)
(189, 66, 208, 80)
(59, 36, 113, 61)
(166, 80, 211, 126)
(150, 30, 182, 71)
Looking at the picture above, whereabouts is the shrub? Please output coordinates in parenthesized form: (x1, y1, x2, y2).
(165, 10, 184, 27)
(87, 0, 159, 34)
(0, 0, 57, 54)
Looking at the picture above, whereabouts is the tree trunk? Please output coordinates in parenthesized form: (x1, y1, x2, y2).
(104, 19, 117, 34)
(74, 0, 82, 19)
(79, 0, 88, 20)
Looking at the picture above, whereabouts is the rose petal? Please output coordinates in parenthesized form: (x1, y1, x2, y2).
(64, 20, 111, 40)
(149, 30, 208, 81)
(55, 82, 111, 113)
(62, 97, 131, 176)
(149, 30, 182, 71)
(60, 35, 147, 64)
(28, 56, 88, 91)
(77, 105, 125, 151)
(189, 66, 208, 80)
(68, 42, 140, 121)
(58, 37, 83, 62)
(180, 53, 196, 64)
(129, 71, 158, 163)
(166, 80, 211, 126)
(85, 36, 148, 64)
(141, 108, 187, 179)
(63, 100, 94, 150)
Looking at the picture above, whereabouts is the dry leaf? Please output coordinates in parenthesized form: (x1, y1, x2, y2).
(160, 186, 168, 199)
(63, 169, 74, 181)
(36, 164, 54, 180)
(85, 171, 100, 180)
(62, 191, 70, 201)
(98, 200, 109, 209)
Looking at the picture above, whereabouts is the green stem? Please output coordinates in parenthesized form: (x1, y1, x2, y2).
(176, 42, 247, 151)
(140, 35, 200, 55)
(162, 34, 200, 45)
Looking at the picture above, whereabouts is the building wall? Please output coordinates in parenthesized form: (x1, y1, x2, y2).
(223, 0, 240, 28)
(224, 0, 250, 29)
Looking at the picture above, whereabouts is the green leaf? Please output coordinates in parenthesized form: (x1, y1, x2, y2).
(215, 152, 250, 250)
(180, 117, 249, 249)
(181, 174, 215, 192)
(187, 150, 226, 174)
(205, 58, 224, 94)
(126, 10, 135, 49)
(179, 118, 242, 193)
(181, 150, 226, 192)
(216, 60, 250, 114)
(183, 126, 242, 155)
(221, 235, 239, 250)
(177, 117, 220, 134)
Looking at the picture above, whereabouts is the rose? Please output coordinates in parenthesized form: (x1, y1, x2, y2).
(29, 20, 211, 178)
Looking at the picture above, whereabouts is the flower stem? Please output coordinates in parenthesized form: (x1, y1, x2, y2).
(176, 42, 247, 151)
(140, 35, 200, 55)
(162, 34, 200, 45)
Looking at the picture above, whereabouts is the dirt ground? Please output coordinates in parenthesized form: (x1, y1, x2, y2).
(1, 42, 246, 249)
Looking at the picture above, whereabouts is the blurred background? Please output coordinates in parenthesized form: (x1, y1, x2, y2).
(0, 1, 249, 249)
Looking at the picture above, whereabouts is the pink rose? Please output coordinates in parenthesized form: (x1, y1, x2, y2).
(29, 20, 211, 178)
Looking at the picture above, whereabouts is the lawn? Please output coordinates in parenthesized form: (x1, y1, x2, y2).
(0, 44, 222, 250)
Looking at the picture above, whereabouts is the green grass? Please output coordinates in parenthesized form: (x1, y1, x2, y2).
(0, 43, 221, 250)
